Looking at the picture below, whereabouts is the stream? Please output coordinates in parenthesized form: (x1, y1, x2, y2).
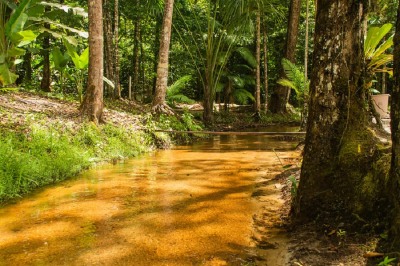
(0, 127, 300, 265)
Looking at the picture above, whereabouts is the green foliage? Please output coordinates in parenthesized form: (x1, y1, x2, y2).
(156, 110, 204, 143)
(378, 256, 396, 266)
(0, 0, 37, 86)
(233, 88, 255, 104)
(166, 75, 195, 104)
(364, 23, 393, 86)
(278, 58, 309, 101)
(63, 38, 88, 102)
(0, 121, 153, 202)
(288, 175, 298, 196)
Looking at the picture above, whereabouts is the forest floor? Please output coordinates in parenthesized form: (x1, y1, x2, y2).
(0, 91, 393, 265)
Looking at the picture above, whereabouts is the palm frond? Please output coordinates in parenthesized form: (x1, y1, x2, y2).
(167, 94, 195, 104)
(277, 78, 298, 94)
(167, 75, 192, 97)
(236, 47, 256, 68)
(233, 88, 254, 105)
(364, 23, 392, 58)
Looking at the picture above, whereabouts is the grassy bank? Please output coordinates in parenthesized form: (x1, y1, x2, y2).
(0, 121, 153, 202)
(0, 92, 204, 203)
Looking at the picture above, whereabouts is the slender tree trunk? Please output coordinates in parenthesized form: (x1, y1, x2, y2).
(293, 0, 382, 222)
(389, 0, 400, 250)
(301, 0, 310, 129)
(255, 9, 261, 115)
(41, 7, 51, 92)
(103, 0, 114, 97)
(382, 72, 387, 94)
(152, 18, 162, 98)
(81, 0, 104, 124)
(203, 82, 214, 124)
(113, 0, 120, 98)
(263, 19, 269, 112)
(152, 0, 175, 114)
(132, 0, 140, 101)
(270, 0, 301, 113)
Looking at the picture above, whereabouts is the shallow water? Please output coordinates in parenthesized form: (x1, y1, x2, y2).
(0, 131, 299, 265)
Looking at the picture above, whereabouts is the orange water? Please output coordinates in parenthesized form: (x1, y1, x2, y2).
(0, 134, 299, 265)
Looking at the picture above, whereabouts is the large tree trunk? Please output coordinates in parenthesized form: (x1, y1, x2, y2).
(389, 0, 400, 249)
(263, 19, 269, 112)
(81, 0, 104, 124)
(293, 0, 383, 222)
(152, 0, 175, 114)
(270, 0, 301, 113)
(254, 9, 261, 115)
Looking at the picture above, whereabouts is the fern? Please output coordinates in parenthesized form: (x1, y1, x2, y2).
(278, 58, 309, 102)
(166, 75, 195, 104)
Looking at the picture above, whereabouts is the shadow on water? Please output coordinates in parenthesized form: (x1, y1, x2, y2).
(0, 127, 301, 265)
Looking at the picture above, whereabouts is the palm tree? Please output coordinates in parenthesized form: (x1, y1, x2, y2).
(81, 0, 104, 124)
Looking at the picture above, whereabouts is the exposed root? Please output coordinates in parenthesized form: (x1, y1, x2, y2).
(151, 103, 175, 116)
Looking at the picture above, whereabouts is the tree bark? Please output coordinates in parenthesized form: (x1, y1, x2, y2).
(113, 0, 120, 98)
(389, 0, 400, 250)
(293, 0, 381, 222)
(132, 0, 140, 101)
(40, 7, 51, 92)
(263, 19, 269, 112)
(103, 0, 114, 97)
(270, 0, 301, 113)
(81, 0, 104, 124)
(254, 9, 261, 115)
(152, 0, 175, 114)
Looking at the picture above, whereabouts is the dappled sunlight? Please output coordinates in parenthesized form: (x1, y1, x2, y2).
(0, 136, 300, 265)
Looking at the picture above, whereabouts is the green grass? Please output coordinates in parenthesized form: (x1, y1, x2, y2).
(0, 122, 154, 203)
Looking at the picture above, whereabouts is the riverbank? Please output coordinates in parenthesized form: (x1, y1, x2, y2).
(0, 91, 204, 204)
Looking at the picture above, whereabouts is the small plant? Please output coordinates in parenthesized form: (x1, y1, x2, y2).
(378, 256, 396, 266)
(288, 175, 298, 196)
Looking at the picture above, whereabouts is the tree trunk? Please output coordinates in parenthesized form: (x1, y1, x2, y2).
(203, 81, 214, 124)
(103, 0, 114, 97)
(132, 0, 140, 101)
(152, 17, 162, 98)
(152, 0, 175, 114)
(389, 0, 400, 250)
(293, 0, 382, 222)
(113, 0, 120, 98)
(81, 0, 104, 124)
(301, 0, 310, 129)
(40, 7, 51, 92)
(254, 9, 261, 115)
(263, 19, 269, 112)
(270, 0, 301, 113)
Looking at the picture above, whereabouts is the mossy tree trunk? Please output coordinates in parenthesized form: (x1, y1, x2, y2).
(81, 0, 104, 124)
(389, 0, 400, 250)
(293, 0, 385, 223)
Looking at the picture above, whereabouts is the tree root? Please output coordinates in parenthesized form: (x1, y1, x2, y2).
(151, 103, 175, 115)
